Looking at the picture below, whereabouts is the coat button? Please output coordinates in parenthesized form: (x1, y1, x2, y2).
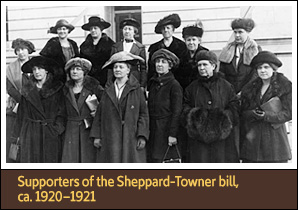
(208, 101, 212, 105)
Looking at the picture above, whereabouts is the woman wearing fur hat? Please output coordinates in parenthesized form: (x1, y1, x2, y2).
(219, 18, 261, 95)
(183, 51, 239, 163)
(11, 56, 65, 163)
(61, 58, 104, 163)
(40, 19, 79, 82)
(240, 51, 292, 163)
(108, 18, 147, 90)
(80, 16, 115, 87)
(90, 51, 149, 163)
(147, 49, 183, 163)
(6, 38, 35, 162)
(148, 14, 187, 82)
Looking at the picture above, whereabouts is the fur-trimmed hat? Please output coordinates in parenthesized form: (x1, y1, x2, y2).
(231, 18, 255, 32)
(120, 18, 140, 29)
(186, 108, 233, 144)
(49, 19, 75, 34)
(155, 14, 181, 34)
(102, 51, 145, 69)
(250, 51, 282, 68)
(151, 49, 180, 67)
(65, 57, 92, 74)
(12, 38, 35, 55)
(21, 56, 60, 74)
(182, 19, 204, 38)
(81, 16, 111, 31)
(195, 50, 218, 65)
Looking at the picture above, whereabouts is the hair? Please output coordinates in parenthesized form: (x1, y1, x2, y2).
(154, 57, 173, 69)
(113, 62, 132, 70)
(255, 62, 279, 71)
(122, 26, 138, 35)
(163, 24, 175, 31)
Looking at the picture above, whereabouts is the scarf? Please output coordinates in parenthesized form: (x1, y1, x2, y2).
(6, 59, 23, 91)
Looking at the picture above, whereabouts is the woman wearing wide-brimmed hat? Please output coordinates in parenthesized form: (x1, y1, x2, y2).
(40, 19, 79, 82)
(6, 38, 35, 163)
(240, 51, 292, 163)
(61, 58, 104, 163)
(80, 16, 115, 87)
(147, 14, 187, 81)
(90, 51, 149, 163)
(11, 56, 65, 163)
(108, 18, 147, 90)
(147, 49, 183, 163)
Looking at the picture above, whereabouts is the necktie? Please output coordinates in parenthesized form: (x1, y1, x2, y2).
(124, 39, 133, 43)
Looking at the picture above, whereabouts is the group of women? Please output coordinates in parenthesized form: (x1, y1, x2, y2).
(6, 13, 292, 163)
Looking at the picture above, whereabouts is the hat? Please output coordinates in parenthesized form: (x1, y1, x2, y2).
(12, 38, 35, 54)
(195, 50, 218, 65)
(49, 19, 75, 34)
(154, 14, 181, 34)
(21, 56, 60, 74)
(151, 49, 180, 67)
(102, 51, 145, 69)
(182, 19, 204, 38)
(120, 18, 140, 29)
(250, 51, 282, 68)
(81, 16, 111, 31)
(231, 18, 255, 32)
(65, 57, 92, 74)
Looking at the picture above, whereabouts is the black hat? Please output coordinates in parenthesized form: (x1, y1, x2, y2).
(231, 18, 255, 32)
(81, 16, 111, 31)
(12, 38, 35, 55)
(182, 26, 204, 38)
(195, 50, 218, 65)
(49, 19, 75, 34)
(151, 49, 180, 67)
(154, 14, 181, 34)
(250, 51, 282, 68)
(21, 56, 60, 74)
(120, 18, 140, 29)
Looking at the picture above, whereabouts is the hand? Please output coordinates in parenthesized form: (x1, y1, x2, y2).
(94, 138, 102, 148)
(168, 136, 177, 146)
(90, 110, 96, 118)
(252, 109, 265, 121)
(136, 137, 146, 150)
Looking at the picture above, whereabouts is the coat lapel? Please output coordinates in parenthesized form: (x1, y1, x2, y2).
(77, 88, 91, 112)
(26, 87, 46, 118)
(130, 43, 139, 55)
(106, 84, 121, 114)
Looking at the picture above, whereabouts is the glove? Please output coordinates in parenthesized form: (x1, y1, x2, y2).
(93, 138, 102, 148)
(168, 136, 178, 146)
(136, 137, 146, 150)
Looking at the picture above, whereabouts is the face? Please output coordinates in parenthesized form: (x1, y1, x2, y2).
(113, 62, 130, 79)
(16, 47, 29, 61)
(32, 66, 48, 81)
(90, 26, 102, 39)
(155, 58, 171, 75)
(233, 28, 249, 44)
(257, 63, 274, 80)
(70, 66, 85, 81)
(123, 26, 135, 40)
(161, 25, 174, 39)
(185, 36, 201, 51)
(197, 60, 215, 78)
(57, 26, 69, 39)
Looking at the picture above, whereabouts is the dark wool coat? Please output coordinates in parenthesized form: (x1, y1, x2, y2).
(80, 34, 115, 86)
(148, 37, 187, 81)
(12, 74, 65, 163)
(90, 75, 149, 163)
(183, 73, 239, 163)
(61, 76, 104, 163)
(240, 73, 292, 162)
(109, 41, 147, 87)
(147, 72, 183, 161)
(174, 45, 209, 90)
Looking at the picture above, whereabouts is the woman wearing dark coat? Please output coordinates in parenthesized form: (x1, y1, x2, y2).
(80, 16, 115, 86)
(240, 51, 292, 163)
(183, 51, 239, 163)
(11, 56, 65, 163)
(61, 58, 104, 163)
(40, 19, 79, 82)
(147, 49, 183, 163)
(90, 51, 149, 163)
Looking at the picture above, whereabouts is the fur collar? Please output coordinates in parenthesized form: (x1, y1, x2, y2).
(64, 75, 100, 93)
(149, 71, 175, 86)
(196, 71, 225, 83)
(84, 33, 111, 44)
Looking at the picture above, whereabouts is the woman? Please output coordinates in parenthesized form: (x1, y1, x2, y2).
(40, 19, 79, 82)
(6, 38, 35, 163)
(80, 16, 115, 86)
(147, 49, 183, 163)
(90, 51, 149, 163)
(240, 51, 292, 163)
(183, 51, 239, 163)
(108, 18, 147, 90)
(219, 18, 261, 95)
(62, 58, 104, 163)
(11, 56, 65, 163)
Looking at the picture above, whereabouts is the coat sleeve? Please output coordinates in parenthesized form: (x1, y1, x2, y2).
(11, 96, 26, 139)
(89, 96, 103, 139)
(53, 91, 66, 135)
(225, 83, 240, 126)
(169, 83, 183, 137)
(181, 86, 193, 127)
(136, 89, 149, 140)
(6, 78, 21, 103)
(139, 46, 147, 88)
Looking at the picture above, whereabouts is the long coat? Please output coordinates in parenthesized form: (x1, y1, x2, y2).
(240, 73, 292, 162)
(90, 75, 149, 163)
(61, 76, 104, 163)
(147, 72, 183, 161)
(109, 41, 147, 87)
(148, 37, 187, 81)
(80, 34, 115, 86)
(183, 73, 239, 163)
(12, 74, 65, 163)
